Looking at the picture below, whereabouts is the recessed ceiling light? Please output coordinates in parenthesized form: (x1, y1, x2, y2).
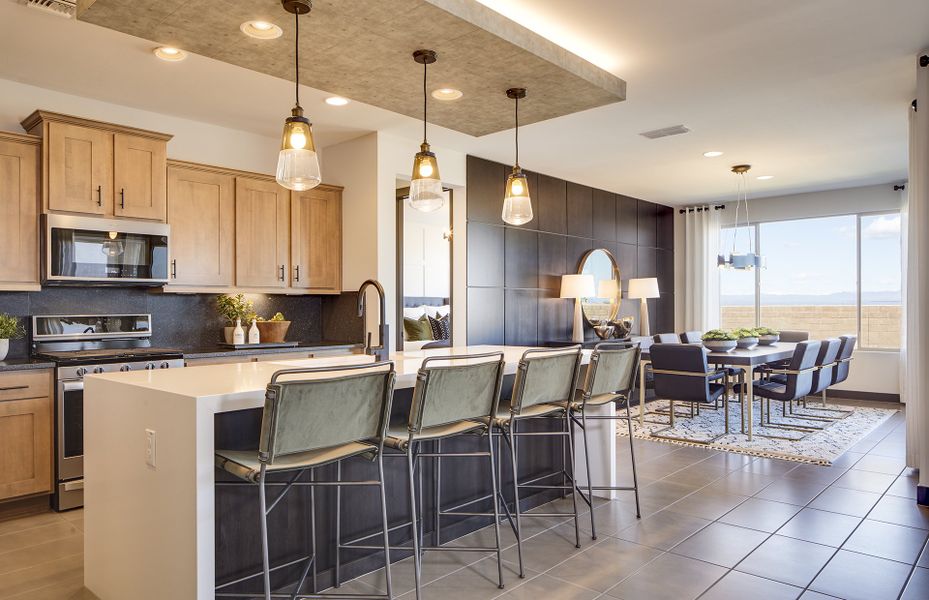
(153, 47, 187, 62)
(325, 96, 350, 106)
(431, 88, 463, 101)
(757, 175, 774, 180)
(240, 20, 283, 39)
(703, 151, 723, 157)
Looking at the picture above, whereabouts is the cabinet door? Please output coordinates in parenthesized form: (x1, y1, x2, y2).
(0, 396, 52, 500)
(0, 138, 39, 288)
(47, 122, 112, 214)
(167, 166, 235, 286)
(114, 134, 167, 221)
(235, 177, 290, 288)
(291, 187, 341, 293)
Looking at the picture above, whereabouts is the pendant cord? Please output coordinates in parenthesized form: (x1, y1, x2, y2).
(294, 10, 300, 107)
(514, 95, 519, 166)
(422, 60, 428, 144)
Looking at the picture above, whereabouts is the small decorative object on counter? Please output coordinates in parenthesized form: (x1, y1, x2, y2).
(217, 294, 255, 344)
(733, 327, 760, 350)
(610, 316, 634, 339)
(593, 324, 615, 340)
(248, 319, 260, 344)
(232, 319, 246, 345)
(255, 312, 291, 344)
(701, 329, 738, 353)
(0, 313, 25, 361)
(755, 326, 780, 345)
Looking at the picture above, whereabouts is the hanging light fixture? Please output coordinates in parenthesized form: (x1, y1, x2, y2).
(502, 88, 533, 226)
(718, 164, 764, 270)
(275, 0, 321, 191)
(408, 49, 444, 212)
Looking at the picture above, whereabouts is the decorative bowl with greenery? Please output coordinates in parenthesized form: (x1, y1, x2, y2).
(701, 329, 738, 352)
(732, 327, 760, 349)
(255, 312, 291, 344)
(0, 313, 25, 361)
(755, 326, 780, 345)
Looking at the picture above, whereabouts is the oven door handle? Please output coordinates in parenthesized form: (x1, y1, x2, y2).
(62, 381, 84, 392)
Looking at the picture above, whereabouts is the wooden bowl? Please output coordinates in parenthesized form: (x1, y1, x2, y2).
(256, 321, 291, 344)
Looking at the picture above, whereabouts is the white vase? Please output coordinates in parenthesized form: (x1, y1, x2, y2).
(0, 339, 8, 361)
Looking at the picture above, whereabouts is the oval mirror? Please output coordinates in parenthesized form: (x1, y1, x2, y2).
(579, 248, 621, 324)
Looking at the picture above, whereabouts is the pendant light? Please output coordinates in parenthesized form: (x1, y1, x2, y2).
(502, 88, 533, 226)
(718, 164, 764, 270)
(275, 0, 321, 191)
(408, 49, 444, 212)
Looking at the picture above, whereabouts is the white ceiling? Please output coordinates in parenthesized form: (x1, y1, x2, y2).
(1, 0, 927, 205)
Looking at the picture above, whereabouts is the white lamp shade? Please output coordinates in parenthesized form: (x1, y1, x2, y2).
(627, 277, 660, 299)
(560, 274, 595, 299)
(597, 279, 619, 298)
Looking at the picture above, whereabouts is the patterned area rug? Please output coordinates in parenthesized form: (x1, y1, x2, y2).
(622, 400, 897, 465)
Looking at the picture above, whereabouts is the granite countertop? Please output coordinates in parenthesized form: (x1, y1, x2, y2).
(182, 340, 363, 359)
(0, 357, 56, 373)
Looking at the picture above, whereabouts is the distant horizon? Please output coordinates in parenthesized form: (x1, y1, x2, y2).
(722, 290, 902, 306)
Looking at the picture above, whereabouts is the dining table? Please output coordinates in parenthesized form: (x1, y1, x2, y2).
(638, 342, 798, 441)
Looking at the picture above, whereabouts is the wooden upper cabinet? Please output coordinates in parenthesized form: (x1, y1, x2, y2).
(235, 177, 290, 288)
(291, 185, 342, 293)
(166, 163, 235, 287)
(21, 110, 171, 221)
(46, 121, 111, 215)
(114, 134, 167, 220)
(0, 133, 40, 291)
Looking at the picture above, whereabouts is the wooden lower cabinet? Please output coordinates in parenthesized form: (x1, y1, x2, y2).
(0, 371, 53, 502)
(0, 133, 40, 290)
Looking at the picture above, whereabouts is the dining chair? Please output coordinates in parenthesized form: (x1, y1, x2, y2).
(820, 334, 857, 414)
(653, 333, 681, 344)
(752, 340, 822, 435)
(778, 330, 810, 342)
(680, 331, 703, 344)
(649, 344, 730, 442)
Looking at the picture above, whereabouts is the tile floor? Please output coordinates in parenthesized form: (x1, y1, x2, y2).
(1, 399, 926, 600)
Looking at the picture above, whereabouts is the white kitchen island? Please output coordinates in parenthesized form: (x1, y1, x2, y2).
(83, 345, 616, 600)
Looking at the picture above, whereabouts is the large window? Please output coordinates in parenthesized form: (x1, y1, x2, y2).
(719, 212, 902, 350)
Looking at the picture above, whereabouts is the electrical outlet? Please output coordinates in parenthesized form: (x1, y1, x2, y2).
(145, 429, 156, 468)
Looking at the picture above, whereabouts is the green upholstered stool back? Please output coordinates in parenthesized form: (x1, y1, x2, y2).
(510, 347, 582, 414)
(409, 352, 505, 432)
(584, 343, 640, 398)
(259, 362, 396, 464)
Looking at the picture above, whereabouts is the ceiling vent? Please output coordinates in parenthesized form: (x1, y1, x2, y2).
(639, 124, 691, 139)
(19, 0, 75, 18)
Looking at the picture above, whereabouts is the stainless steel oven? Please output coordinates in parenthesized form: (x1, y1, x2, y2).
(57, 374, 85, 507)
(44, 214, 170, 285)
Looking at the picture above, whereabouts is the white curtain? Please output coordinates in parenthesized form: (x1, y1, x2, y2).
(682, 207, 721, 332)
(904, 51, 929, 481)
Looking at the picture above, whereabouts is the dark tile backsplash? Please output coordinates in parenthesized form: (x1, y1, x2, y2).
(0, 287, 363, 359)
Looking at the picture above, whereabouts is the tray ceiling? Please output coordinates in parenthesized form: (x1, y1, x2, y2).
(76, 0, 626, 137)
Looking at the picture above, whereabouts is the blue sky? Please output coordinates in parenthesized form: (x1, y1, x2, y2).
(720, 213, 901, 302)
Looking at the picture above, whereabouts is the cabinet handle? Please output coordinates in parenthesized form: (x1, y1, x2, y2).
(294, 265, 300, 282)
(120, 188, 125, 209)
(171, 259, 177, 279)
(96, 185, 103, 206)
(279, 265, 285, 282)
(0, 385, 28, 392)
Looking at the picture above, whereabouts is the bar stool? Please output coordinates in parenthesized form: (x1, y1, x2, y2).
(377, 351, 507, 599)
(491, 346, 584, 579)
(571, 342, 643, 539)
(214, 362, 397, 600)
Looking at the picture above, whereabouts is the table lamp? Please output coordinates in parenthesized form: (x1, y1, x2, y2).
(560, 274, 595, 343)
(627, 277, 660, 337)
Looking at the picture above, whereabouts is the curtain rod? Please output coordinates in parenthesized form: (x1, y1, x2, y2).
(679, 204, 725, 214)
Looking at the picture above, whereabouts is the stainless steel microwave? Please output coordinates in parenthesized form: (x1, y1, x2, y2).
(44, 214, 170, 285)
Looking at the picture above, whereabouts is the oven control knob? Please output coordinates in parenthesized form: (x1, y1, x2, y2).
(120, 365, 131, 372)
(145, 363, 156, 370)
(76, 367, 88, 378)
(93, 367, 105, 374)
(160, 361, 171, 369)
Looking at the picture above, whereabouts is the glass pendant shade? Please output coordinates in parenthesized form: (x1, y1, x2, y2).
(276, 106, 321, 191)
(502, 167, 533, 225)
(409, 142, 444, 212)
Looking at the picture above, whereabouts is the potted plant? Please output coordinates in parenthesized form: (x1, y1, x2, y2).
(0, 313, 24, 361)
(701, 329, 738, 352)
(755, 326, 780, 345)
(256, 312, 291, 344)
(216, 294, 255, 344)
(733, 327, 760, 350)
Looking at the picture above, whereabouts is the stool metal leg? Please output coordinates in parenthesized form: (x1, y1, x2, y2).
(579, 409, 597, 540)
(434, 439, 442, 546)
(405, 445, 423, 599)
(564, 411, 581, 549)
(258, 464, 271, 600)
(334, 461, 342, 588)
(507, 423, 525, 579)
(625, 400, 642, 518)
(487, 432, 505, 590)
(377, 453, 393, 600)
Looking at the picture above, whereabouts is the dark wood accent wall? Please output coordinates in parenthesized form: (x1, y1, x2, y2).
(466, 155, 675, 345)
